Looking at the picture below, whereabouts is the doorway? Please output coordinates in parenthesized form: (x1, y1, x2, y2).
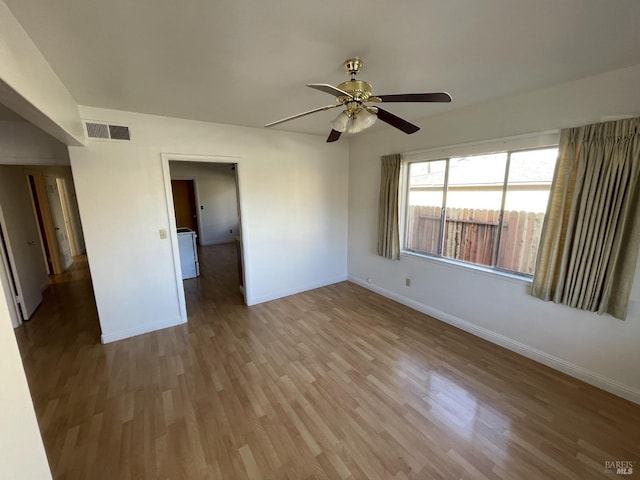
(27, 173, 74, 275)
(171, 179, 199, 239)
(161, 154, 247, 322)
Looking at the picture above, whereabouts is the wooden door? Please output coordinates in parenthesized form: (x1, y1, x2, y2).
(171, 180, 198, 235)
(0, 173, 44, 319)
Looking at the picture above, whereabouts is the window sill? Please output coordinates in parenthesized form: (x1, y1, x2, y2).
(400, 250, 533, 287)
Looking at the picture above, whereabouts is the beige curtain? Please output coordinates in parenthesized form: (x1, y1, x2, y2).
(377, 154, 402, 260)
(532, 117, 640, 319)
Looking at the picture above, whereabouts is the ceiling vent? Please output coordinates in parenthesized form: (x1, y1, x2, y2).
(85, 121, 131, 141)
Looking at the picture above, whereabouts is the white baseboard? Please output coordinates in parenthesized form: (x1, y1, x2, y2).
(348, 275, 640, 405)
(247, 275, 348, 306)
(101, 316, 186, 344)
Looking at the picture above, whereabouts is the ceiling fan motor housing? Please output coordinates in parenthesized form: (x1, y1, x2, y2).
(337, 80, 373, 102)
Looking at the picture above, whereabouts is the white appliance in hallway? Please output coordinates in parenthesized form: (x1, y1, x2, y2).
(177, 228, 199, 279)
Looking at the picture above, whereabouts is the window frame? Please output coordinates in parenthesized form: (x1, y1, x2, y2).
(400, 138, 559, 280)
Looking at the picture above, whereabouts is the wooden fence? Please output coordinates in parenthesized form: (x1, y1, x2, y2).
(406, 205, 545, 274)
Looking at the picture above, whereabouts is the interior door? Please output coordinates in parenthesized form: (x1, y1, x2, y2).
(0, 172, 45, 320)
(171, 180, 199, 236)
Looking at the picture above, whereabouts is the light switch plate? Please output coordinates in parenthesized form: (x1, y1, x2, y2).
(159, 228, 167, 239)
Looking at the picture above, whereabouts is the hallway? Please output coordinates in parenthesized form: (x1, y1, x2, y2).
(15, 255, 100, 354)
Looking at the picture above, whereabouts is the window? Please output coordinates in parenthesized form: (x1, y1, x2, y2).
(404, 147, 558, 276)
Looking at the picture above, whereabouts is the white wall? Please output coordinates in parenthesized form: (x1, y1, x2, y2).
(0, 120, 70, 166)
(348, 63, 640, 403)
(70, 106, 349, 343)
(0, 279, 52, 479)
(0, 1, 83, 146)
(169, 161, 239, 245)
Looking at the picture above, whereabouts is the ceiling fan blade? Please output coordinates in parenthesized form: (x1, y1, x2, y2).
(375, 107, 420, 134)
(326, 129, 342, 143)
(265, 104, 341, 127)
(307, 83, 353, 99)
(376, 92, 452, 103)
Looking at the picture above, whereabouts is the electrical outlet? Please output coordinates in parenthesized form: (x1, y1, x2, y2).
(405, 278, 411, 287)
(366, 277, 372, 284)
(229, 229, 233, 234)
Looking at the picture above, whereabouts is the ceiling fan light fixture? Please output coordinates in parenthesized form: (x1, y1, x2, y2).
(346, 108, 377, 134)
(330, 111, 350, 132)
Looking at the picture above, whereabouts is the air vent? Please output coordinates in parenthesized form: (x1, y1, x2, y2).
(108, 125, 130, 140)
(85, 121, 131, 141)
(86, 122, 109, 139)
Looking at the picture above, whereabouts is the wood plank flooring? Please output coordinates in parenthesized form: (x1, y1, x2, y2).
(14, 244, 640, 479)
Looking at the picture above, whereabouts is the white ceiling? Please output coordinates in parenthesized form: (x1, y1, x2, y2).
(5, 0, 640, 136)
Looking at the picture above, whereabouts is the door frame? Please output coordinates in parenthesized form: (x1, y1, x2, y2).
(43, 175, 73, 271)
(160, 153, 248, 323)
(56, 177, 80, 257)
(0, 211, 22, 328)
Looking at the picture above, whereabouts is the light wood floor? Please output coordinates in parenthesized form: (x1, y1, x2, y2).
(15, 244, 640, 479)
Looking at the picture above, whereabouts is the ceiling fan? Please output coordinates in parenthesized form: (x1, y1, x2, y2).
(265, 58, 452, 142)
